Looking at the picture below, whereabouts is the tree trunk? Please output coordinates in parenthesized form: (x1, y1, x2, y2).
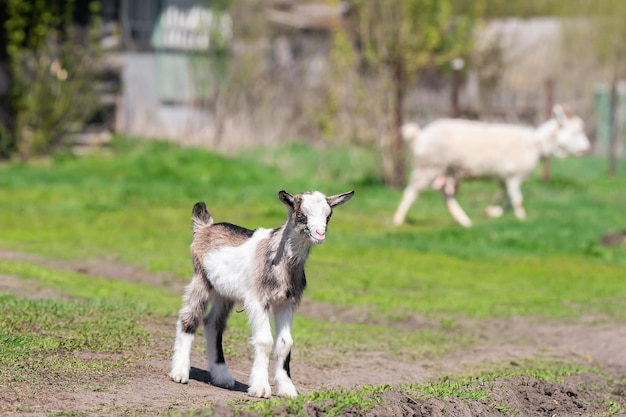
(382, 61, 406, 188)
(541, 78, 554, 183)
(0, 1, 15, 158)
(608, 77, 619, 176)
(450, 62, 463, 118)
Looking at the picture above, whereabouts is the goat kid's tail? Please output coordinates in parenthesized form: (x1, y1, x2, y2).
(401, 122, 421, 144)
(192, 202, 213, 235)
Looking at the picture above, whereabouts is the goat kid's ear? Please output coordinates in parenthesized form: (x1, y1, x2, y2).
(327, 190, 355, 208)
(279, 190, 295, 208)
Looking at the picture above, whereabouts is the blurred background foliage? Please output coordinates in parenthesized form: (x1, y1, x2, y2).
(2, 0, 102, 159)
(0, 0, 625, 180)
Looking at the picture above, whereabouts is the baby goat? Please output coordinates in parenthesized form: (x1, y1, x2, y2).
(169, 190, 354, 398)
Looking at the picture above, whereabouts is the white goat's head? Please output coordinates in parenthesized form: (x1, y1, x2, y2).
(401, 122, 421, 143)
(552, 104, 591, 158)
(279, 190, 354, 244)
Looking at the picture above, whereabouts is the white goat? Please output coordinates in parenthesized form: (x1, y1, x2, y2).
(393, 105, 590, 227)
(170, 190, 354, 398)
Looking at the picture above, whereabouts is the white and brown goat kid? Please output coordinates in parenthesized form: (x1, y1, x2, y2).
(169, 190, 354, 398)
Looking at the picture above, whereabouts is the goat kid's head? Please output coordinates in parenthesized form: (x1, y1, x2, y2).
(279, 190, 354, 244)
(552, 104, 591, 158)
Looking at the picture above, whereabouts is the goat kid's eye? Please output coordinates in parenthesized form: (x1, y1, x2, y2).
(296, 212, 306, 223)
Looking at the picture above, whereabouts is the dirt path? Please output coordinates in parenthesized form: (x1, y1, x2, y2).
(1, 251, 625, 416)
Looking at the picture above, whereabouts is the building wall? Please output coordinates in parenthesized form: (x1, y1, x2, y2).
(119, 8, 622, 153)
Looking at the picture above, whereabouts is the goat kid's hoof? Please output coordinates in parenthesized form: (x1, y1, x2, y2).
(209, 364, 235, 389)
(277, 384, 298, 398)
(169, 369, 190, 384)
(248, 383, 272, 398)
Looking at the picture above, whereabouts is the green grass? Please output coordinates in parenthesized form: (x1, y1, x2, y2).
(0, 259, 180, 315)
(0, 293, 147, 353)
(244, 384, 389, 417)
(0, 293, 149, 382)
(0, 136, 625, 413)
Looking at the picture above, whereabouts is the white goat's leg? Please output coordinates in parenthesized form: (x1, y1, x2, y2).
(440, 178, 472, 227)
(203, 296, 235, 388)
(273, 306, 297, 398)
(485, 181, 507, 218)
(393, 170, 437, 225)
(393, 182, 419, 225)
(505, 177, 526, 220)
(246, 303, 273, 398)
(484, 205, 505, 218)
(446, 196, 473, 227)
(170, 274, 210, 384)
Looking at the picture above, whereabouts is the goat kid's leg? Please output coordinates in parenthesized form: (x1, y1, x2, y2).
(203, 296, 235, 388)
(170, 274, 210, 383)
(246, 302, 273, 398)
(273, 306, 297, 398)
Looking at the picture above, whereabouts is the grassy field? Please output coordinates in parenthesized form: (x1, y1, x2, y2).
(1, 137, 625, 415)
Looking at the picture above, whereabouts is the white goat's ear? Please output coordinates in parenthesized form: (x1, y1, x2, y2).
(279, 190, 295, 208)
(552, 104, 569, 126)
(327, 190, 355, 208)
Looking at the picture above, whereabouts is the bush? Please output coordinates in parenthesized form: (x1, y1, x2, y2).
(4, 0, 102, 159)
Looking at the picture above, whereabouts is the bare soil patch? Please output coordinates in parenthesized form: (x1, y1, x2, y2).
(362, 373, 625, 417)
(1, 252, 625, 416)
